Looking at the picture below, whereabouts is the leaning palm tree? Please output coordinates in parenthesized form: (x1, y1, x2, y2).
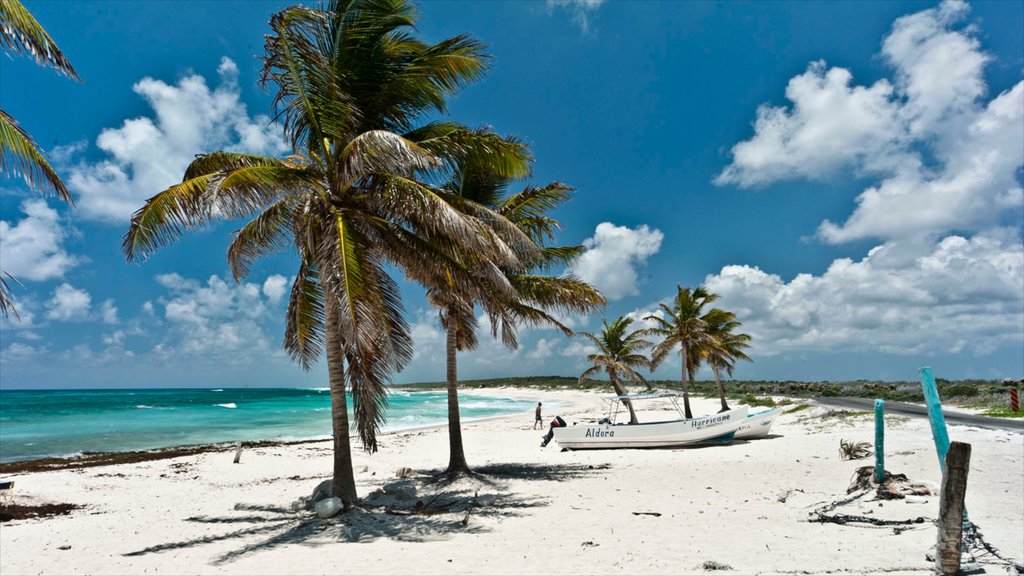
(1, 0, 79, 317)
(644, 285, 718, 419)
(701, 308, 752, 412)
(428, 136, 606, 475)
(577, 316, 652, 424)
(123, 0, 533, 509)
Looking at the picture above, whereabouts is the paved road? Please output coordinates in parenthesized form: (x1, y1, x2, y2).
(812, 397, 1024, 433)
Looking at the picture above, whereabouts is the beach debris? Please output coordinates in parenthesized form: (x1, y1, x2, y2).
(309, 479, 334, 507)
(315, 497, 343, 518)
(777, 489, 794, 503)
(701, 560, 734, 571)
(58, 545, 71, 550)
(0, 503, 81, 523)
(632, 511, 662, 517)
(232, 442, 243, 464)
(580, 541, 599, 547)
(394, 467, 413, 478)
(839, 439, 873, 460)
(358, 465, 369, 473)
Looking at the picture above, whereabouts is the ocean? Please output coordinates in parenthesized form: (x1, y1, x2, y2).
(0, 388, 537, 463)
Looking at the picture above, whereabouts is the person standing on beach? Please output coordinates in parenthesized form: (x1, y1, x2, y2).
(533, 403, 543, 429)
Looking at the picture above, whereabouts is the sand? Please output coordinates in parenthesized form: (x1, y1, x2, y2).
(1, 389, 1022, 575)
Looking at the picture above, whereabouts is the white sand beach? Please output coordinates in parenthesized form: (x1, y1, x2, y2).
(1, 390, 1022, 575)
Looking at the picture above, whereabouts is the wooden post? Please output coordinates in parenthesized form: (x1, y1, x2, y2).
(874, 399, 885, 484)
(233, 442, 243, 464)
(936, 442, 971, 576)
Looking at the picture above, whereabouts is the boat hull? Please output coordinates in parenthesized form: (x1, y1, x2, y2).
(734, 407, 783, 440)
(553, 407, 748, 450)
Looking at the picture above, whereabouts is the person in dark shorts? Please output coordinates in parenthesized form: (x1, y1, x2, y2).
(540, 416, 567, 447)
(533, 402, 543, 429)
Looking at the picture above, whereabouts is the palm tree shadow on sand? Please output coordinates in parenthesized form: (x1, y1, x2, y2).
(122, 463, 608, 564)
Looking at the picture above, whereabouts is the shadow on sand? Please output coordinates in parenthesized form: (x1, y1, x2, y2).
(122, 463, 609, 564)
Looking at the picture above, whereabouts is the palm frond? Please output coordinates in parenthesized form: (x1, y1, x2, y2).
(0, 0, 78, 79)
(0, 109, 71, 202)
(284, 261, 326, 370)
(227, 197, 299, 281)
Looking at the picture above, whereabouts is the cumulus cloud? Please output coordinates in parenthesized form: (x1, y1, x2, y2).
(100, 299, 119, 324)
(547, 0, 605, 33)
(527, 338, 561, 361)
(65, 57, 289, 223)
(152, 273, 277, 362)
(704, 230, 1024, 357)
(717, 0, 1023, 245)
(262, 274, 289, 304)
(45, 283, 92, 322)
(570, 223, 663, 301)
(0, 200, 82, 281)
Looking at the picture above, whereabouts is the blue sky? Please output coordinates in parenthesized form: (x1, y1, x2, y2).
(1, 0, 1022, 389)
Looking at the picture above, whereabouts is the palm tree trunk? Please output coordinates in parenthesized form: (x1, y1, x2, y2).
(608, 369, 639, 424)
(325, 296, 357, 508)
(445, 316, 470, 475)
(713, 365, 730, 412)
(680, 349, 693, 419)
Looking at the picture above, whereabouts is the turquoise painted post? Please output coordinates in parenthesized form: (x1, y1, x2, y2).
(919, 367, 951, 470)
(874, 399, 885, 484)
(920, 366, 970, 526)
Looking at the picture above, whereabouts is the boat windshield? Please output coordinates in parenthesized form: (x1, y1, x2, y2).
(603, 393, 686, 424)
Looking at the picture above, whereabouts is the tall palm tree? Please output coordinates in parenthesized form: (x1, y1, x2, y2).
(1, 0, 79, 318)
(428, 137, 606, 475)
(701, 308, 752, 412)
(644, 285, 718, 419)
(577, 316, 652, 424)
(122, 0, 532, 508)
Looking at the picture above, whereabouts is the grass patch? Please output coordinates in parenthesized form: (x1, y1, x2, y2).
(737, 394, 776, 408)
(784, 404, 811, 414)
(981, 407, 1024, 419)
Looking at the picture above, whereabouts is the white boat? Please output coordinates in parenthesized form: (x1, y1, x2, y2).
(553, 393, 748, 450)
(733, 407, 783, 440)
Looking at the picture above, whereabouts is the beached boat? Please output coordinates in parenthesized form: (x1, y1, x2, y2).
(553, 393, 748, 450)
(733, 407, 783, 440)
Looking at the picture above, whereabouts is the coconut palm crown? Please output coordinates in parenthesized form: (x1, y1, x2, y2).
(701, 308, 753, 412)
(122, 0, 534, 508)
(1, 0, 79, 318)
(643, 285, 719, 419)
(577, 316, 652, 425)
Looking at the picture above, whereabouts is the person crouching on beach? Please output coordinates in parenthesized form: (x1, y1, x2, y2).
(533, 402, 543, 429)
(540, 416, 567, 447)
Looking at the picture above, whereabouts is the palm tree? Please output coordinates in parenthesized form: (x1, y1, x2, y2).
(644, 285, 718, 419)
(122, 0, 532, 508)
(701, 308, 752, 412)
(428, 137, 606, 475)
(577, 316, 652, 424)
(1, 0, 79, 318)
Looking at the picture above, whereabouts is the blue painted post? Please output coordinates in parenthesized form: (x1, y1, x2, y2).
(919, 367, 951, 470)
(919, 366, 970, 526)
(874, 399, 885, 484)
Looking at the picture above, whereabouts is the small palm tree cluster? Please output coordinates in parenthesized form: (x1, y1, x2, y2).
(578, 285, 752, 420)
(122, 0, 604, 505)
(0, 0, 80, 318)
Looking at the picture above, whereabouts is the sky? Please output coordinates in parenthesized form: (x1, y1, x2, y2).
(1, 0, 1022, 389)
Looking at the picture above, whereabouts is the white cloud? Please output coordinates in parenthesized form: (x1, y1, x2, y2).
(2, 342, 41, 360)
(527, 338, 561, 361)
(100, 299, 119, 324)
(45, 283, 92, 322)
(0, 200, 82, 281)
(65, 57, 289, 223)
(262, 274, 289, 304)
(561, 339, 597, 358)
(703, 230, 1024, 357)
(717, 0, 1023, 245)
(547, 0, 605, 33)
(570, 222, 663, 300)
(153, 273, 276, 362)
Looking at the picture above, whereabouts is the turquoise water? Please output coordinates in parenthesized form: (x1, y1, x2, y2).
(0, 388, 534, 463)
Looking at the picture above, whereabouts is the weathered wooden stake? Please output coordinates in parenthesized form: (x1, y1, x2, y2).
(936, 441, 971, 576)
(919, 367, 951, 470)
(874, 399, 885, 484)
(233, 442, 243, 464)
(1011, 388, 1019, 412)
